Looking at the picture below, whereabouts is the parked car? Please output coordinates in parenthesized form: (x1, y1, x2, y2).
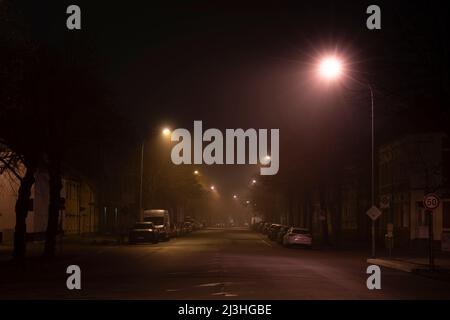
(143, 209, 171, 241)
(183, 221, 194, 233)
(282, 227, 312, 248)
(276, 225, 290, 243)
(261, 222, 272, 234)
(257, 221, 266, 232)
(128, 222, 159, 244)
(268, 224, 282, 241)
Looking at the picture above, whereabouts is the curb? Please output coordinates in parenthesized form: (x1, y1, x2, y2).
(367, 258, 425, 273)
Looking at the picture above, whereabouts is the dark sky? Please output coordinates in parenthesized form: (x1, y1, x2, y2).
(13, 0, 450, 197)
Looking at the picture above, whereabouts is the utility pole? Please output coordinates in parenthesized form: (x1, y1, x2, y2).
(369, 84, 376, 258)
(139, 141, 144, 221)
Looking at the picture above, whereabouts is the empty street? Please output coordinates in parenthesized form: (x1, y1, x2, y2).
(1, 228, 450, 299)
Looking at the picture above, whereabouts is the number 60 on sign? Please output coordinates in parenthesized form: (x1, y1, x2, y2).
(423, 193, 440, 210)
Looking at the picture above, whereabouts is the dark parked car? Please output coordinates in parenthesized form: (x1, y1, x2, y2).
(268, 224, 282, 240)
(253, 221, 264, 232)
(262, 222, 272, 234)
(183, 221, 194, 233)
(128, 222, 159, 244)
(276, 225, 290, 243)
(251, 221, 262, 231)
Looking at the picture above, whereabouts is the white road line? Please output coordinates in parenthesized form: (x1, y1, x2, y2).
(260, 239, 273, 247)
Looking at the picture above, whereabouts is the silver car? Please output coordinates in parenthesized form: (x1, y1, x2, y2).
(282, 227, 312, 247)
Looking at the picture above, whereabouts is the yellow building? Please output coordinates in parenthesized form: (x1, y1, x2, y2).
(61, 178, 98, 235)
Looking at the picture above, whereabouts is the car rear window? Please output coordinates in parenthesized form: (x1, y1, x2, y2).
(292, 229, 309, 234)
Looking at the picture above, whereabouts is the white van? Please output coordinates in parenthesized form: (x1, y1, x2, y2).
(143, 209, 170, 241)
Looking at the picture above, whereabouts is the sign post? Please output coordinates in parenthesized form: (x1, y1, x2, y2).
(385, 222, 394, 257)
(366, 206, 382, 258)
(379, 195, 390, 209)
(423, 193, 440, 270)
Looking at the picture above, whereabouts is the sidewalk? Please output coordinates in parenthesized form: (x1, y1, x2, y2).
(367, 248, 450, 281)
(61, 234, 125, 245)
(367, 257, 450, 272)
(0, 233, 124, 250)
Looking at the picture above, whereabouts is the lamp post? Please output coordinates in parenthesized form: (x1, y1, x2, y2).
(368, 84, 376, 258)
(139, 127, 171, 221)
(318, 56, 377, 257)
(139, 141, 144, 221)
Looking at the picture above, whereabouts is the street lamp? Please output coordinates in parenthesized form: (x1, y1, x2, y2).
(194, 170, 199, 175)
(233, 194, 238, 199)
(318, 56, 343, 80)
(317, 56, 376, 258)
(210, 185, 215, 191)
(139, 126, 172, 221)
(251, 179, 256, 184)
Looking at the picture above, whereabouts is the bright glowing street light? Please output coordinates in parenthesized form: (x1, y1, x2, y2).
(210, 185, 215, 191)
(318, 56, 343, 80)
(193, 170, 199, 175)
(162, 128, 171, 136)
(251, 179, 257, 184)
(233, 194, 238, 199)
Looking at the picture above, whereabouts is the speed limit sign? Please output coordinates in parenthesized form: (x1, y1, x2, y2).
(423, 193, 440, 210)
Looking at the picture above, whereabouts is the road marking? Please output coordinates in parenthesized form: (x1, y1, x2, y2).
(260, 239, 273, 247)
(211, 292, 238, 297)
(197, 282, 223, 287)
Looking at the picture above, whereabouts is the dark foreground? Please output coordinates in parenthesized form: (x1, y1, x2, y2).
(1, 228, 450, 299)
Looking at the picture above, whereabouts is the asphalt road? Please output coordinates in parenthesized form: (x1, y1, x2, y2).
(1, 228, 450, 299)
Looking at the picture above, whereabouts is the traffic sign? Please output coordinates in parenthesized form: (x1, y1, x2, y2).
(380, 195, 390, 209)
(423, 193, 440, 210)
(366, 206, 382, 221)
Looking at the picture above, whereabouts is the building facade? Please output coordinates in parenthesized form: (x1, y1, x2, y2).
(378, 132, 450, 248)
(0, 164, 99, 243)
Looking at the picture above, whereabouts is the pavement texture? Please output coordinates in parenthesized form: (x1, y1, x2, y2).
(1, 228, 450, 299)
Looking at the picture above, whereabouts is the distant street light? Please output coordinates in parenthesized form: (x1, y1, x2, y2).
(194, 170, 199, 175)
(317, 54, 376, 258)
(210, 185, 215, 191)
(162, 128, 171, 136)
(251, 179, 256, 184)
(233, 194, 238, 199)
(318, 56, 343, 80)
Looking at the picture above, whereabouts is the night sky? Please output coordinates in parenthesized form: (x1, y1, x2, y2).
(12, 0, 450, 197)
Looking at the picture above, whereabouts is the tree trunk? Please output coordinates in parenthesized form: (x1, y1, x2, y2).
(12, 157, 37, 260)
(43, 154, 62, 258)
